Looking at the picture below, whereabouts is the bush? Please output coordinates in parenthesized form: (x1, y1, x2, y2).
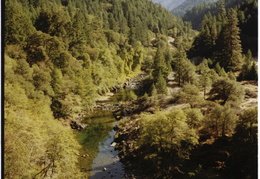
(208, 78, 245, 104)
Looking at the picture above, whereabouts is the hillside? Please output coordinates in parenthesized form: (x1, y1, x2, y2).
(150, 0, 186, 10)
(172, 0, 218, 16)
(4, 0, 196, 178)
(187, 0, 258, 56)
(183, 0, 245, 29)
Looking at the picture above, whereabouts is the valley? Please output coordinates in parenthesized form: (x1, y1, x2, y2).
(4, 0, 257, 178)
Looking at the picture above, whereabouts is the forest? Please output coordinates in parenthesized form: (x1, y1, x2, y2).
(4, 0, 257, 178)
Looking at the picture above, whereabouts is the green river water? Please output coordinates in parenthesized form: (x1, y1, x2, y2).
(77, 90, 131, 179)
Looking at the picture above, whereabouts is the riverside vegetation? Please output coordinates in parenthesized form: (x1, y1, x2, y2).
(4, 0, 257, 178)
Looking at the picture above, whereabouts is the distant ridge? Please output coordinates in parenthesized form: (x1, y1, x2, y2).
(150, 0, 186, 10)
(172, 0, 218, 16)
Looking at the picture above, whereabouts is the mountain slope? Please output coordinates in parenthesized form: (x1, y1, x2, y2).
(183, 0, 245, 29)
(150, 0, 186, 10)
(172, 0, 218, 16)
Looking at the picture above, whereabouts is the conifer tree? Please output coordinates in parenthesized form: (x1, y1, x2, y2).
(152, 44, 169, 79)
(216, 9, 243, 72)
(149, 83, 157, 96)
(173, 51, 197, 86)
(217, 0, 226, 18)
(189, 12, 217, 58)
(248, 62, 258, 81)
(199, 60, 212, 99)
(155, 70, 167, 94)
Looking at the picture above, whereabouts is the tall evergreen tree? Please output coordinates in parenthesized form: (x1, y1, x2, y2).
(217, 0, 226, 18)
(173, 51, 197, 86)
(189, 13, 217, 58)
(152, 46, 169, 79)
(155, 70, 167, 94)
(215, 9, 243, 71)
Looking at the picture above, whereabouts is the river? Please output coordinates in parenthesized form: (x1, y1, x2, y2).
(78, 90, 131, 179)
(89, 121, 126, 179)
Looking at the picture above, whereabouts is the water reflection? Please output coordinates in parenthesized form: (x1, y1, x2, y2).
(78, 90, 130, 178)
(90, 129, 126, 179)
(77, 111, 117, 178)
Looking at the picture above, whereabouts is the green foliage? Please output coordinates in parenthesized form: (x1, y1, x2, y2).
(172, 0, 217, 17)
(214, 62, 222, 74)
(51, 68, 64, 96)
(116, 89, 138, 102)
(149, 83, 157, 97)
(218, 67, 228, 77)
(120, 90, 138, 101)
(138, 109, 199, 160)
(4, 80, 83, 178)
(215, 9, 243, 71)
(239, 107, 257, 129)
(248, 62, 258, 81)
(155, 71, 168, 94)
(227, 71, 236, 80)
(183, 0, 245, 30)
(5, 1, 36, 45)
(237, 0, 258, 56)
(173, 51, 197, 85)
(205, 104, 239, 137)
(238, 50, 258, 81)
(184, 108, 204, 128)
(209, 78, 245, 104)
(59, 93, 83, 119)
(152, 46, 170, 79)
(133, 109, 199, 177)
(188, 0, 256, 74)
(198, 59, 212, 98)
(5, 0, 195, 107)
(189, 12, 217, 58)
(32, 64, 54, 96)
(5, 45, 27, 60)
(177, 84, 204, 107)
(225, 107, 257, 178)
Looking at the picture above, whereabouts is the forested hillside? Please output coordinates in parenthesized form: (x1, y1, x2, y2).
(183, 0, 247, 29)
(188, 0, 258, 59)
(172, 0, 218, 17)
(4, 0, 196, 178)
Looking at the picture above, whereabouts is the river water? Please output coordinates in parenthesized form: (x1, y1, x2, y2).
(79, 90, 130, 179)
(89, 121, 126, 179)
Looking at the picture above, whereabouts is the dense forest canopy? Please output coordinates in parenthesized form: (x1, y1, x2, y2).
(183, 0, 253, 29)
(187, 0, 258, 67)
